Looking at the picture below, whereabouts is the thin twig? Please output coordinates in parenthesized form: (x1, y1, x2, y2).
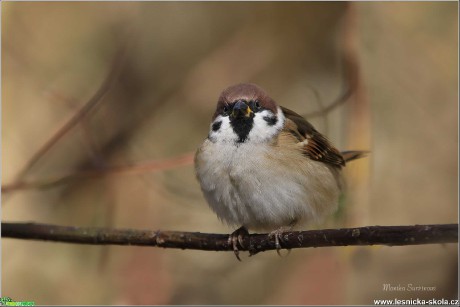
(303, 86, 353, 119)
(2, 223, 457, 256)
(1, 153, 195, 193)
(303, 4, 359, 120)
(18, 48, 126, 175)
(304, 84, 329, 134)
(3, 41, 130, 203)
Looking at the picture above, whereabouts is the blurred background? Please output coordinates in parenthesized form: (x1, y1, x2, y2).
(2, 1, 458, 305)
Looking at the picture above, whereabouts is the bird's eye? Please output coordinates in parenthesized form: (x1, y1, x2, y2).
(254, 101, 261, 110)
(223, 105, 229, 114)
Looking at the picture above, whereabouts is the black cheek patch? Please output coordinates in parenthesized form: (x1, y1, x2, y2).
(263, 116, 278, 126)
(212, 121, 222, 132)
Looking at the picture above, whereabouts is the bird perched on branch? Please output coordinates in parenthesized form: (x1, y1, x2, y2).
(195, 83, 367, 260)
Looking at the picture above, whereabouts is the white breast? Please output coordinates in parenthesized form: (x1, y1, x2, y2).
(195, 138, 341, 231)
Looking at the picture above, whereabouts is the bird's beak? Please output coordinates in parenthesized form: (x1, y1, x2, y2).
(232, 100, 253, 118)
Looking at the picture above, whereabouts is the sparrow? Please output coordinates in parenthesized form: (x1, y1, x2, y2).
(194, 83, 366, 260)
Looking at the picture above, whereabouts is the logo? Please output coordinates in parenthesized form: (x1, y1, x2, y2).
(0, 297, 35, 306)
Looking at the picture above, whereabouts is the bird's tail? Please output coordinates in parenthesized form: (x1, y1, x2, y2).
(341, 150, 369, 163)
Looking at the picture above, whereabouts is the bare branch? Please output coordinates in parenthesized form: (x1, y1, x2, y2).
(303, 85, 353, 119)
(19, 47, 127, 174)
(3, 39, 131, 203)
(303, 4, 359, 120)
(1, 153, 195, 193)
(2, 222, 457, 256)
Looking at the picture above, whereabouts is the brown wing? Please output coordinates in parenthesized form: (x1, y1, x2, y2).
(281, 106, 345, 168)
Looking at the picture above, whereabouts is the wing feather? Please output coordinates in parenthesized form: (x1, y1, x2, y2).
(281, 106, 345, 168)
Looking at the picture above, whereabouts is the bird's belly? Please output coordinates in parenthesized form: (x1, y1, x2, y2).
(196, 141, 340, 231)
(226, 167, 315, 230)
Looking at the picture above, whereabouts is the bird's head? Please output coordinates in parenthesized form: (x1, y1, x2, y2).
(208, 83, 285, 144)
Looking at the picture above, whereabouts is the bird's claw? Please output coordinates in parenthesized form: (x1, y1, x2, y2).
(269, 228, 292, 257)
(228, 226, 249, 261)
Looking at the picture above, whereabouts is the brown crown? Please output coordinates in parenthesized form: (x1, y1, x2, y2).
(213, 83, 278, 120)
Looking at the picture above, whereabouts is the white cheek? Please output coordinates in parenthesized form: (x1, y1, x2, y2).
(208, 115, 238, 143)
(248, 107, 285, 143)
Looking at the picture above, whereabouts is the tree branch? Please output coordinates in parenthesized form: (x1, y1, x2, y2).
(1, 152, 195, 193)
(2, 222, 457, 255)
(2, 33, 133, 202)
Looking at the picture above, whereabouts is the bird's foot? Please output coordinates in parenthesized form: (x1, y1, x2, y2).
(268, 226, 293, 257)
(228, 226, 249, 261)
